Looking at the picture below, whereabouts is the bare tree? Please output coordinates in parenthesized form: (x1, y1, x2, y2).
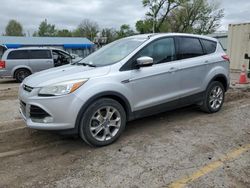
(142, 0, 183, 32)
(169, 0, 224, 34)
(73, 19, 99, 41)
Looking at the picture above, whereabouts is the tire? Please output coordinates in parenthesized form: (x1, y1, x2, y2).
(14, 69, 31, 83)
(200, 81, 225, 113)
(79, 98, 126, 147)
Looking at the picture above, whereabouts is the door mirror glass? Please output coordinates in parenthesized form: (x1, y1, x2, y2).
(136, 56, 153, 67)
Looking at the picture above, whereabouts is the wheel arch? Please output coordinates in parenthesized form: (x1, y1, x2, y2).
(12, 66, 32, 78)
(74, 91, 133, 133)
(210, 74, 229, 91)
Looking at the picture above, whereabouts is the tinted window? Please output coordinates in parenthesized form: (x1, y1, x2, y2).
(201, 39, 217, 54)
(29, 50, 52, 59)
(137, 38, 176, 64)
(7, 50, 29, 60)
(177, 37, 204, 60)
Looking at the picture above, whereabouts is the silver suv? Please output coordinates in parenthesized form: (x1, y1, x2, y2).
(0, 47, 72, 82)
(19, 33, 230, 146)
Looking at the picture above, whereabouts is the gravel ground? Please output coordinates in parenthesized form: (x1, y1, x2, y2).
(0, 75, 250, 188)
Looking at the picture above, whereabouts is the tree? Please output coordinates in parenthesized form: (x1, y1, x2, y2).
(57, 29, 72, 37)
(37, 19, 57, 37)
(101, 28, 117, 43)
(136, 19, 153, 34)
(116, 24, 134, 39)
(168, 0, 224, 34)
(142, 0, 183, 32)
(5, 20, 24, 36)
(73, 19, 99, 41)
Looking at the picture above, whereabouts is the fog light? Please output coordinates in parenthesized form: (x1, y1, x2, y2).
(43, 117, 53, 123)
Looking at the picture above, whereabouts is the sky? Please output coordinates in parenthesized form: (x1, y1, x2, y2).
(0, 0, 250, 35)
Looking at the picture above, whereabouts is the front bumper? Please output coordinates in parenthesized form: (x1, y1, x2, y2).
(19, 85, 84, 130)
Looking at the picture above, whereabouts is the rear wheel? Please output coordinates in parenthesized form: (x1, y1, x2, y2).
(15, 69, 31, 83)
(200, 81, 225, 113)
(79, 98, 126, 147)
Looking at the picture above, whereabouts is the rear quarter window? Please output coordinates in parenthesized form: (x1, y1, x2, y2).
(29, 50, 52, 59)
(7, 50, 29, 60)
(201, 39, 217, 54)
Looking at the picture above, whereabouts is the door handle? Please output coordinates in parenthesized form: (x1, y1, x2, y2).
(204, 60, 209, 64)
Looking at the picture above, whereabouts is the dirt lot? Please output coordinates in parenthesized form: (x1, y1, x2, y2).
(0, 77, 250, 188)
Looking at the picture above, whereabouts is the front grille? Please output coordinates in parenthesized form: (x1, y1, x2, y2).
(23, 85, 33, 92)
(30, 105, 50, 119)
(20, 100, 26, 117)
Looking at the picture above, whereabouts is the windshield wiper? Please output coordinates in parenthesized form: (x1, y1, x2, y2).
(79, 62, 96, 67)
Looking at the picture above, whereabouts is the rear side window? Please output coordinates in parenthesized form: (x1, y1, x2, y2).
(177, 37, 204, 60)
(29, 50, 52, 59)
(7, 50, 29, 60)
(201, 39, 217, 54)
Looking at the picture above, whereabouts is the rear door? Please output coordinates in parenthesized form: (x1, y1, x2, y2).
(6, 50, 30, 74)
(175, 36, 207, 98)
(28, 50, 54, 72)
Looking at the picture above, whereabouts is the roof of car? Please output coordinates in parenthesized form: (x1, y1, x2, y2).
(4, 47, 70, 54)
(129, 33, 217, 42)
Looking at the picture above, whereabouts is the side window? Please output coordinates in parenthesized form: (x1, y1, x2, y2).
(29, 50, 52, 59)
(177, 37, 204, 60)
(201, 39, 217, 54)
(137, 38, 176, 64)
(7, 50, 29, 60)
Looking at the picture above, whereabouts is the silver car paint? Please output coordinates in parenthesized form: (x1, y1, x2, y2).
(19, 33, 229, 130)
(0, 47, 70, 78)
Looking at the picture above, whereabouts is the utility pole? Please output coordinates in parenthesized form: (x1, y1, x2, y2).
(152, 2, 156, 33)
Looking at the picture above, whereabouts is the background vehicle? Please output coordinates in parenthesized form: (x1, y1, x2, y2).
(0, 47, 72, 82)
(19, 33, 230, 147)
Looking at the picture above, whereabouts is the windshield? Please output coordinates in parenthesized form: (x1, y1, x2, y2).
(77, 37, 147, 67)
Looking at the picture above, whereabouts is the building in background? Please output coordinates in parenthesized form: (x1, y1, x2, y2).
(0, 36, 94, 58)
(227, 23, 250, 70)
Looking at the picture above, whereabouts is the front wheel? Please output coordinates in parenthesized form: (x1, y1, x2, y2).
(79, 98, 126, 147)
(200, 81, 225, 113)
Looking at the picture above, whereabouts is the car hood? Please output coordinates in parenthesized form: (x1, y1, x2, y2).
(24, 64, 111, 87)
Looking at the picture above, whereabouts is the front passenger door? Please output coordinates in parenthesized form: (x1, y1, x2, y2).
(129, 37, 182, 112)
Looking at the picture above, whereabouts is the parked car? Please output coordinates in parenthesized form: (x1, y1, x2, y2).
(70, 53, 83, 63)
(0, 47, 72, 82)
(19, 33, 230, 146)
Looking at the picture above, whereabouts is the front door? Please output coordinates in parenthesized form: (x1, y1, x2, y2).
(129, 37, 182, 112)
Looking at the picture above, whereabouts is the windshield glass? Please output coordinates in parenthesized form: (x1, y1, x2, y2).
(77, 37, 147, 67)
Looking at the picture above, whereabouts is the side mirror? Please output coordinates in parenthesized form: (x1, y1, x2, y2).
(136, 56, 153, 68)
(245, 53, 250, 59)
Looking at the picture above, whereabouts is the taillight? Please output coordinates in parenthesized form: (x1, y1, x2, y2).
(0, 60, 5, 69)
(222, 55, 230, 62)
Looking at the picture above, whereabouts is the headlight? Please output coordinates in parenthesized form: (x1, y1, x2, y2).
(38, 79, 88, 96)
